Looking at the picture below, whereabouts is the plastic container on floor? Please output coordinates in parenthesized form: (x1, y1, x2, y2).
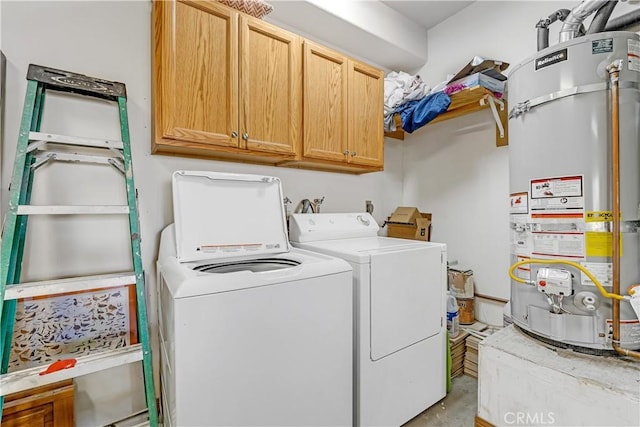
(447, 294, 460, 338)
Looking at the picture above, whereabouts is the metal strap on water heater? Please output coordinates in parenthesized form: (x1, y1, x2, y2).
(508, 81, 639, 119)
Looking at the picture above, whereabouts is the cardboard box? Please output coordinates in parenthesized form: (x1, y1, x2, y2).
(448, 267, 474, 299)
(448, 57, 509, 83)
(386, 207, 432, 241)
(449, 72, 505, 94)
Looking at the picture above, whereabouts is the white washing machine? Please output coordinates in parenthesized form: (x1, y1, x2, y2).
(157, 171, 353, 427)
(290, 213, 447, 427)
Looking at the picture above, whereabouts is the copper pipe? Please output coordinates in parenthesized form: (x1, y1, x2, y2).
(607, 61, 640, 359)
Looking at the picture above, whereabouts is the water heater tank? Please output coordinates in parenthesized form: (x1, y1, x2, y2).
(508, 31, 640, 352)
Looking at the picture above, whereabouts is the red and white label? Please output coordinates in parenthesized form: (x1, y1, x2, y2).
(530, 176, 584, 216)
(510, 192, 528, 215)
(531, 176, 582, 198)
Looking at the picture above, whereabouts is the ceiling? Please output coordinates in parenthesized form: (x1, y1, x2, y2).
(266, 0, 476, 71)
(381, 1, 475, 30)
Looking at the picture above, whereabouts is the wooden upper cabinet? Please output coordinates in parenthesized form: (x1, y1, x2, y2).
(156, 0, 239, 148)
(292, 41, 383, 173)
(302, 41, 348, 162)
(348, 59, 384, 167)
(153, 0, 383, 172)
(239, 17, 301, 155)
(153, 0, 301, 162)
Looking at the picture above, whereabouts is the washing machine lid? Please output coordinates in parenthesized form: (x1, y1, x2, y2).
(172, 171, 290, 262)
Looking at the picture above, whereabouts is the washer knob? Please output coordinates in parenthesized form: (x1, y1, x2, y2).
(357, 215, 370, 226)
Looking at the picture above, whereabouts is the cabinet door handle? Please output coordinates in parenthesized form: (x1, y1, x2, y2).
(231, 131, 238, 138)
(351, 151, 357, 157)
(242, 133, 249, 141)
(343, 150, 349, 156)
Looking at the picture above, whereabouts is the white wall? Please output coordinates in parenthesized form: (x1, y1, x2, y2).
(0, 1, 404, 424)
(401, 0, 640, 326)
(3, 0, 638, 422)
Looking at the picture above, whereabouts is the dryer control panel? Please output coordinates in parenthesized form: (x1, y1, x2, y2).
(289, 213, 379, 242)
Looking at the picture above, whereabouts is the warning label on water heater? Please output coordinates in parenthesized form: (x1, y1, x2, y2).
(531, 232, 585, 259)
(510, 192, 528, 215)
(580, 262, 612, 287)
(530, 176, 584, 216)
(531, 176, 582, 199)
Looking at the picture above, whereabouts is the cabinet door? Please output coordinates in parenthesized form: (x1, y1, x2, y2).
(2, 407, 50, 427)
(156, 0, 239, 148)
(239, 17, 301, 155)
(2, 380, 74, 427)
(302, 42, 348, 162)
(348, 59, 384, 167)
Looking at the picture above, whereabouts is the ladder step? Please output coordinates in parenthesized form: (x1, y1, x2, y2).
(34, 150, 123, 167)
(115, 421, 150, 427)
(109, 410, 150, 427)
(17, 205, 130, 215)
(29, 131, 124, 150)
(4, 272, 136, 300)
(0, 344, 143, 396)
(27, 64, 127, 101)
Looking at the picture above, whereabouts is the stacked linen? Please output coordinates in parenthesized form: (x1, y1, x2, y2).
(383, 72, 430, 132)
(384, 71, 451, 134)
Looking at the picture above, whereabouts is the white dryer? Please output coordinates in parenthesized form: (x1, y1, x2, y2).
(157, 171, 353, 427)
(290, 213, 447, 427)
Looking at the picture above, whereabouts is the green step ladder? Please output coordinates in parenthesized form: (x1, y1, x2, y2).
(0, 64, 158, 426)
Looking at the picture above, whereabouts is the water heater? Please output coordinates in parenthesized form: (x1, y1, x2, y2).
(508, 31, 640, 352)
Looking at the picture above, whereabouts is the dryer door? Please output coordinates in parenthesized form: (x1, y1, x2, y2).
(369, 245, 443, 360)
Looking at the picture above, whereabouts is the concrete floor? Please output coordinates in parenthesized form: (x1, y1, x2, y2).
(403, 375, 478, 427)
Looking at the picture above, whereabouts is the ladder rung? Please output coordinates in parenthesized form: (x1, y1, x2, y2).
(29, 131, 124, 150)
(0, 344, 143, 396)
(4, 272, 136, 300)
(17, 205, 130, 215)
(34, 151, 122, 166)
(110, 410, 150, 427)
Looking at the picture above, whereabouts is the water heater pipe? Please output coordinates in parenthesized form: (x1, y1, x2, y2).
(607, 60, 640, 360)
(536, 9, 571, 51)
(559, 0, 610, 42)
(605, 7, 640, 31)
(586, 0, 617, 34)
